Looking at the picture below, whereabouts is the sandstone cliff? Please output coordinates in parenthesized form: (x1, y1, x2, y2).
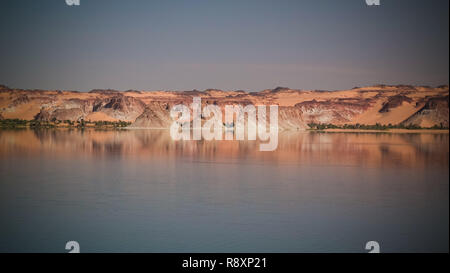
(0, 84, 448, 130)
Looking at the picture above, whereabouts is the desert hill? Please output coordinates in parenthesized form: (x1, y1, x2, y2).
(0, 84, 448, 130)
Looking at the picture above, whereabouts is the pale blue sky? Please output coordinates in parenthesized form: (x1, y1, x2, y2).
(0, 0, 448, 91)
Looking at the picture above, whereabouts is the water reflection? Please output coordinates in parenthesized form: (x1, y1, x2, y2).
(0, 129, 448, 169)
(0, 128, 448, 252)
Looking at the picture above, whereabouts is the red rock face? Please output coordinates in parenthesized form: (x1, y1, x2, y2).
(278, 106, 307, 130)
(91, 95, 147, 121)
(379, 95, 413, 113)
(0, 85, 448, 129)
(402, 96, 449, 127)
(130, 102, 173, 128)
(293, 98, 373, 125)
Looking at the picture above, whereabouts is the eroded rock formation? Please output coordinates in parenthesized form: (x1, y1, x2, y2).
(0, 85, 448, 129)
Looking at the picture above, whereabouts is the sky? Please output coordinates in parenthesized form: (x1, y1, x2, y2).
(0, 0, 448, 92)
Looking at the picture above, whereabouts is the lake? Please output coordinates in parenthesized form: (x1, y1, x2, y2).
(0, 129, 448, 252)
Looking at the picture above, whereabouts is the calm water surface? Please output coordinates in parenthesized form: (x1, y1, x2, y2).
(0, 129, 448, 252)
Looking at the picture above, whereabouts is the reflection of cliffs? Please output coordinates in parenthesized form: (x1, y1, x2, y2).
(0, 84, 448, 129)
(0, 129, 447, 169)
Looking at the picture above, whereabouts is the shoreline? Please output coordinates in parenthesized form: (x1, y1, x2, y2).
(313, 128, 449, 134)
(1, 126, 449, 134)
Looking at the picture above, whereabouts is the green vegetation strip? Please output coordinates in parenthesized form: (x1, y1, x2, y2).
(307, 122, 448, 130)
(0, 119, 131, 129)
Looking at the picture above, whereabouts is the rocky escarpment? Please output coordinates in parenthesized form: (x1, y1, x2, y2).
(91, 95, 147, 121)
(0, 84, 448, 129)
(35, 108, 84, 121)
(33, 93, 146, 122)
(294, 98, 373, 125)
(402, 96, 449, 127)
(129, 102, 172, 128)
(379, 95, 413, 113)
(278, 107, 308, 130)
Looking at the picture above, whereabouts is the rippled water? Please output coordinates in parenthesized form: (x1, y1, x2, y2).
(0, 129, 448, 252)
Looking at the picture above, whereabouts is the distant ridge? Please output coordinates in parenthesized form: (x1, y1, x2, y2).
(0, 84, 448, 130)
